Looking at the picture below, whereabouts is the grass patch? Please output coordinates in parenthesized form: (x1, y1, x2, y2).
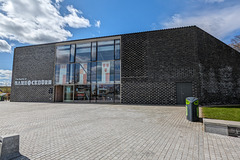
(202, 106, 240, 122)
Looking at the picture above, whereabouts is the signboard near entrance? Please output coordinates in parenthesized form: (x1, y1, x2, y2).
(14, 78, 52, 86)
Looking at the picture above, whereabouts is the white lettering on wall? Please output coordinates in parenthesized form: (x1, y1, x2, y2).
(15, 78, 52, 86)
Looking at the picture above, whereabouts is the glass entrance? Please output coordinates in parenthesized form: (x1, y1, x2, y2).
(64, 86, 73, 101)
(55, 38, 121, 103)
(74, 85, 90, 102)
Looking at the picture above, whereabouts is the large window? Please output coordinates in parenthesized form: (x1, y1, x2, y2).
(115, 60, 120, 83)
(91, 84, 97, 102)
(97, 40, 114, 61)
(70, 44, 75, 63)
(97, 84, 114, 103)
(55, 38, 121, 103)
(69, 64, 75, 84)
(97, 61, 114, 84)
(76, 43, 91, 62)
(91, 62, 97, 83)
(115, 40, 120, 60)
(55, 64, 74, 85)
(92, 42, 97, 61)
(55, 64, 68, 85)
(75, 85, 90, 102)
(75, 63, 90, 84)
(56, 45, 71, 64)
(115, 84, 121, 103)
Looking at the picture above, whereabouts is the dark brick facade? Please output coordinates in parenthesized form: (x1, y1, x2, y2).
(11, 44, 55, 102)
(11, 26, 240, 105)
(195, 27, 240, 105)
(120, 26, 240, 105)
(121, 27, 199, 104)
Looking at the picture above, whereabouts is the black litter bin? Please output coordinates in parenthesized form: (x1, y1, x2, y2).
(186, 97, 199, 122)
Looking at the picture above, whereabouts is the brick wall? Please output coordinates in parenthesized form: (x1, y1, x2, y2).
(11, 44, 55, 102)
(121, 27, 200, 105)
(196, 27, 240, 105)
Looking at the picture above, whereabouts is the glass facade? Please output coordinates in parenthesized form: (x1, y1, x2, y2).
(76, 43, 91, 62)
(64, 86, 73, 101)
(55, 38, 121, 103)
(97, 40, 114, 61)
(56, 45, 71, 64)
(74, 85, 90, 102)
(97, 61, 114, 84)
(75, 63, 91, 84)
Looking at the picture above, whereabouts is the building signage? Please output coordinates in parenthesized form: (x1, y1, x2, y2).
(15, 78, 52, 86)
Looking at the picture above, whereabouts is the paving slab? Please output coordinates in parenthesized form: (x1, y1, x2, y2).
(0, 102, 240, 160)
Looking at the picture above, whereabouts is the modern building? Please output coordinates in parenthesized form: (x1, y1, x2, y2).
(11, 26, 240, 105)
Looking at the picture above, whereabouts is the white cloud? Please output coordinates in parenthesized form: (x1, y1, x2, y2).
(205, 0, 224, 3)
(0, 0, 91, 45)
(0, 40, 11, 53)
(55, 0, 64, 9)
(0, 69, 12, 86)
(55, 0, 63, 3)
(66, 5, 82, 14)
(95, 20, 101, 28)
(64, 5, 90, 28)
(163, 5, 240, 39)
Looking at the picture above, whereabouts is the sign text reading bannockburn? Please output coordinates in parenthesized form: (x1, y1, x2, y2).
(15, 78, 52, 86)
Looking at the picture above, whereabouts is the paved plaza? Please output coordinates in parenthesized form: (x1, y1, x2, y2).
(0, 102, 240, 160)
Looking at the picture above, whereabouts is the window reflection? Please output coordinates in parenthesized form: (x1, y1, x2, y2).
(115, 84, 120, 103)
(75, 85, 90, 102)
(56, 45, 70, 64)
(75, 63, 90, 84)
(55, 64, 75, 85)
(115, 60, 120, 83)
(55, 39, 121, 103)
(55, 64, 68, 84)
(92, 42, 96, 61)
(76, 43, 91, 62)
(115, 40, 120, 60)
(64, 86, 73, 101)
(70, 44, 75, 63)
(97, 40, 114, 61)
(69, 64, 75, 84)
(97, 84, 114, 102)
(97, 61, 114, 84)
(91, 62, 97, 83)
(91, 84, 97, 102)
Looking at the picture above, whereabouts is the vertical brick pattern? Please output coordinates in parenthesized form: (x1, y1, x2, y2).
(121, 33, 148, 78)
(122, 82, 176, 104)
(11, 44, 55, 102)
(196, 28, 240, 105)
(121, 27, 199, 105)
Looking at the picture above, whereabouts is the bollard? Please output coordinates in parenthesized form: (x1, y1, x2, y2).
(0, 134, 21, 160)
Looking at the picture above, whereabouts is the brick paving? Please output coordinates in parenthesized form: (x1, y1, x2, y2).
(0, 102, 240, 160)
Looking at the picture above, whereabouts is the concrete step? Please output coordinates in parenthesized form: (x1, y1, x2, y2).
(203, 118, 240, 137)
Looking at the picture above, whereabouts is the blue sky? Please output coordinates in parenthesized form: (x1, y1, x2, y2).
(0, 0, 240, 86)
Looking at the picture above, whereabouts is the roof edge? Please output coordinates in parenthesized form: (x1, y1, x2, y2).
(15, 25, 197, 49)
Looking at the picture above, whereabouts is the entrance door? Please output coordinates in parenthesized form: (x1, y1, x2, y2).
(64, 86, 74, 102)
(177, 83, 193, 104)
(55, 86, 63, 102)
